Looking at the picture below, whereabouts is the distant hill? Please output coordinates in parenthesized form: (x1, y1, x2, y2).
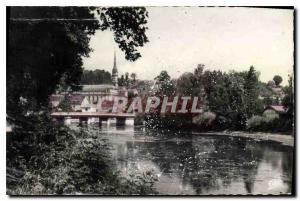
(81, 69, 112, 85)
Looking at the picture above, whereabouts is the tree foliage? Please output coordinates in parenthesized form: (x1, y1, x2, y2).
(7, 122, 157, 195)
(57, 95, 73, 112)
(144, 66, 292, 132)
(7, 6, 152, 195)
(154, 71, 175, 96)
(243, 66, 262, 118)
(118, 75, 125, 87)
(282, 75, 294, 131)
(118, 72, 137, 87)
(273, 75, 283, 86)
(97, 7, 148, 61)
(200, 66, 263, 130)
(176, 72, 200, 96)
(130, 73, 137, 84)
(81, 69, 112, 85)
(7, 7, 149, 126)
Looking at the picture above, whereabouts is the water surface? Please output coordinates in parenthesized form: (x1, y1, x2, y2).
(84, 126, 294, 195)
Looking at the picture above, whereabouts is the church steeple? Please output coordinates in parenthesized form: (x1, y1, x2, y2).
(113, 49, 117, 69)
(111, 48, 118, 87)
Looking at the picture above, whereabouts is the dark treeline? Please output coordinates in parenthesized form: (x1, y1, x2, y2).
(80, 70, 138, 86)
(80, 69, 112, 85)
(144, 64, 294, 133)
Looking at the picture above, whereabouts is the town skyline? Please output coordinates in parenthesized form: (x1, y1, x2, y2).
(82, 7, 293, 85)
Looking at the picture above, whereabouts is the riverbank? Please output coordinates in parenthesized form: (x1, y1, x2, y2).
(192, 131, 294, 147)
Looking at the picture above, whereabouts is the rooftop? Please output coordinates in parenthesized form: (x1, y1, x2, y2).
(265, 105, 287, 114)
(81, 84, 115, 92)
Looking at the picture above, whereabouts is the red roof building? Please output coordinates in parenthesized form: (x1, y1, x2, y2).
(264, 105, 287, 114)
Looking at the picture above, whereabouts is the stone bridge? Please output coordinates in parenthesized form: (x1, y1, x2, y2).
(51, 112, 135, 126)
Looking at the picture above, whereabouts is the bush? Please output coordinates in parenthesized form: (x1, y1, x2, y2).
(193, 112, 216, 126)
(246, 114, 279, 132)
(192, 112, 216, 130)
(7, 119, 158, 195)
(262, 110, 279, 119)
(209, 115, 232, 130)
(246, 115, 266, 131)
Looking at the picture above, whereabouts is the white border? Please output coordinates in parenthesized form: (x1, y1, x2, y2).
(1, 0, 297, 6)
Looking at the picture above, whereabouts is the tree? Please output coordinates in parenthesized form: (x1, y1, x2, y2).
(223, 72, 247, 129)
(118, 75, 125, 87)
(125, 72, 130, 87)
(98, 7, 149, 61)
(193, 64, 205, 97)
(176, 72, 198, 96)
(7, 7, 154, 195)
(282, 75, 294, 131)
(194, 64, 205, 83)
(130, 73, 137, 84)
(81, 69, 112, 85)
(155, 70, 170, 82)
(202, 69, 248, 129)
(57, 95, 73, 112)
(244, 66, 262, 118)
(257, 81, 276, 106)
(7, 7, 149, 125)
(176, 64, 205, 96)
(273, 75, 283, 86)
(7, 5, 150, 139)
(154, 71, 175, 96)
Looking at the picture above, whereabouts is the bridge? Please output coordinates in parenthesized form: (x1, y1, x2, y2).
(51, 112, 135, 126)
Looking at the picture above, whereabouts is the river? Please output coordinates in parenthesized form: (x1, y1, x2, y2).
(76, 125, 294, 195)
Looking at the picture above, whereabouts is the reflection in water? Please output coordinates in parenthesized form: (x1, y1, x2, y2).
(83, 125, 293, 195)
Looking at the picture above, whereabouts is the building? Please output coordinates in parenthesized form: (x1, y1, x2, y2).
(111, 49, 118, 88)
(70, 94, 84, 111)
(263, 105, 287, 118)
(50, 49, 128, 112)
(73, 84, 127, 113)
(49, 94, 64, 108)
(50, 50, 135, 126)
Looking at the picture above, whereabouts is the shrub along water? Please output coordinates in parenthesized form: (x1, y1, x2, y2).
(246, 112, 280, 132)
(7, 115, 157, 195)
(192, 112, 216, 131)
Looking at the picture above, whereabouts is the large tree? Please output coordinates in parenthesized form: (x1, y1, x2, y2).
(154, 70, 175, 96)
(7, 7, 149, 125)
(81, 69, 112, 85)
(176, 72, 203, 96)
(201, 66, 263, 129)
(130, 73, 137, 84)
(282, 75, 294, 131)
(273, 75, 283, 86)
(243, 66, 262, 118)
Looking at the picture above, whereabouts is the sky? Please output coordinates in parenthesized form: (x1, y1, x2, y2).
(82, 7, 294, 85)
